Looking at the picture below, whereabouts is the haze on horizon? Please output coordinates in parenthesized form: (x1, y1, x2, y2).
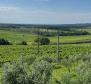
(0, 0, 91, 24)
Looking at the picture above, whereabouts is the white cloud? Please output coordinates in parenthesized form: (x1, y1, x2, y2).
(0, 6, 91, 24)
(0, 6, 18, 11)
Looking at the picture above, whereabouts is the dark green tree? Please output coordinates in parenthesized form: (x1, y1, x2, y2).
(34, 37, 50, 45)
(0, 38, 10, 45)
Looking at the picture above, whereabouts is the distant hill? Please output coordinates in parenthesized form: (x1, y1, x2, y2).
(0, 23, 91, 36)
(0, 23, 91, 29)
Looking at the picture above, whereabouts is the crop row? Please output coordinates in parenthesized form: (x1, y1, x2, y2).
(0, 44, 91, 63)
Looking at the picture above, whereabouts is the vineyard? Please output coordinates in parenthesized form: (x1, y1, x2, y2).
(0, 28, 91, 84)
(0, 44, 91, 63)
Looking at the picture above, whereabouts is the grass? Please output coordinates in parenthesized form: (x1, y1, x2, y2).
(0, 68, 3, 84)
(49, 35, 91, 44)
(0, 29, 37, 44)
(77, 28, 91, 33)
(0, 28, 91, 83)
(1, 29, 91, 44)
(52, 64, 68, 80)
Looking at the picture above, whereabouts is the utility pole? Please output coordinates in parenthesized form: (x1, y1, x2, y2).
(37, 28, 40, 56)
(57, 28, 60, 62)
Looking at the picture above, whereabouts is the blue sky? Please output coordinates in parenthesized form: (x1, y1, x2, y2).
(0, 0, 91, 24)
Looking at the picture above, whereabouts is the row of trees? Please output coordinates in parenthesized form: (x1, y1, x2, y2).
(0, 39, 27, 45)
(0, 38, 50, 45)
(33, 29, 89, 37)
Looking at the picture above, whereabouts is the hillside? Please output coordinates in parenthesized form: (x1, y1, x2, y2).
(0, 27, 91, 84)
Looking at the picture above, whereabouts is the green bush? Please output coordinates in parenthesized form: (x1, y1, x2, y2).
(31, 60, 53, 84)
(0, 38, 11, 45)
(34, 37, 50, 45)
(60, 55, 91, 84)
(2, 58, 53, 84)
(18, 41, 27, 45)
(2, 61, 30, 84)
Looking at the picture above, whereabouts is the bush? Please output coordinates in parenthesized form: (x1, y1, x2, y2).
(0, 38, 11, 45)
(2, 61, 30, 84)
(34, 37, 50, 45)
(60, 54, 91, 84)
(2, 59, 53, 84)
(31, 60, 53, 84)
(21, 41, 27, 45)
(19, 41, 27, 45)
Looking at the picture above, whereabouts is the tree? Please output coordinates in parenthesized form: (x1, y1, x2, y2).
(34, 37, 50, 45)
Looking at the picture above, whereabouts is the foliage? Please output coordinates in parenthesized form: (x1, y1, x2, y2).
(1, 28, 91, 84)
(1, 44, 91, 64)
(60, 30, 89, 36)
(60, 54, 91, 84)
(34, 37, 50, 45)
(2, 59, 53, 84)
(0, 39, 11, 45)
(20, 41, 27, 45)
(2, 61, 30, 84)
(31, 60, 53, 84)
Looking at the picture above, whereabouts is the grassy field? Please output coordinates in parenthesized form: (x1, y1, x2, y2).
(50, 35, 91, 44)
(0, 28, 91, 84)
(0, 29, 91, 44)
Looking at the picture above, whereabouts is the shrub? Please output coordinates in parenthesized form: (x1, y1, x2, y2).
(31, 60, 53, 84)
(0, 38, 11, 45)
(60, 55, 91, 84)
(34, 37, 50, 45)
(19, 41, 27, 45)
(2, 59, 53, 84)
(2, 61, 30, 84)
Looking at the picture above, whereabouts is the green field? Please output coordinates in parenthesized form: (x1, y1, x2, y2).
(1, 29, 91, 44)
(0, 28, 91, 84)
(0, 29, 91, 62)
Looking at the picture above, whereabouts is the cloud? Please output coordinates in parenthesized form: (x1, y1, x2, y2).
(0, 6, 18, 11)
(0, 6, 91, 24)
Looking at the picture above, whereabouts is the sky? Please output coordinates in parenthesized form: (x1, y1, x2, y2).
(0, 0, 91, 24)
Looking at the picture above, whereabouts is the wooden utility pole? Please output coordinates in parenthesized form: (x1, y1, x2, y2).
(57, 28, 60, 62)
(37, 28, 40, 56)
